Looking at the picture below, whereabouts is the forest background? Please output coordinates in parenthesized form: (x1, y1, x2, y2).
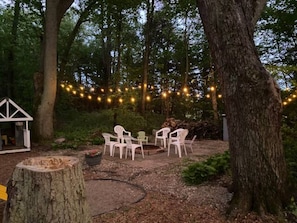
(1, 0, 297, 220)
(0, 0, 296, 140)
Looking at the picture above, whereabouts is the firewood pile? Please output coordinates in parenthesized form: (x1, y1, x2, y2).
(161, 118, 222, 140)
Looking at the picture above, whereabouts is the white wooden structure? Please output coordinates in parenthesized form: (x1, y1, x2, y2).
(0, 97, 33, 154)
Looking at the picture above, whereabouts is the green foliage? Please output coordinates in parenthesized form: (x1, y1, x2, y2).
(182, 151, 230, 185)
(283, 138, 297, 186)
(286, 197, 297, 218)
(54, 108, 165, 149)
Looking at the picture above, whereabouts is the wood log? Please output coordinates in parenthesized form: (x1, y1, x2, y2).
(3, 156, 91, 223)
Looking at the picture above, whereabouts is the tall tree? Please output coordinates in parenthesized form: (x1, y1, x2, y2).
(34, 0, 74, 140)
(196, 0, 289, 217)
(59, 0, 98, 79)
(141, 0, 155, 114)
(6, 0, 20, 99)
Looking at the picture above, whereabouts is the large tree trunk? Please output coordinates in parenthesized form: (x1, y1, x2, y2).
(3, 156, 91, 223)
(196, 0, 289, 217)
(141, 0, 154, 114)
(34, 0, 73, 140)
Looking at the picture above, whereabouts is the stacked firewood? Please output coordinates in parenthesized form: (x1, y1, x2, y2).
(161, 118, 222, 140)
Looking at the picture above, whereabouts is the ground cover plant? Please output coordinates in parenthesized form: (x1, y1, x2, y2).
(182, 151, 230, 185)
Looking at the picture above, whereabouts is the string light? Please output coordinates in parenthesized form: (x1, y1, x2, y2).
(283, 89, 297, 106)
(59, 80, 223, 104)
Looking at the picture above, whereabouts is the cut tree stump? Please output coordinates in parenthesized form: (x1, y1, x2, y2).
(3, 156, 91, 223)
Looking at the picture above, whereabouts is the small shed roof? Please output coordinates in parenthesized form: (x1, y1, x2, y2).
(0, 97, 33, 122)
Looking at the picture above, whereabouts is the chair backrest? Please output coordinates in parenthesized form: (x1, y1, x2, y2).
(180, 129, 189, 143)
(124, 136, 140, 148)
(191, 135, 197, 143)
(102, 133, 113, 143)
(124, 136, 132, 147)
(114, 125, 131, 142)
(137, 131, 146, 139)
(169, 128, 184, 139)
(156, 127, 171, 137)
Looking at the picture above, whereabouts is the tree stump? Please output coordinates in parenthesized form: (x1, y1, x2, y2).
(3, 156, 91, 223)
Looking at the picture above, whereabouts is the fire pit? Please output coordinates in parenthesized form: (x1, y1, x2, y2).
(138, 144, 165, 155)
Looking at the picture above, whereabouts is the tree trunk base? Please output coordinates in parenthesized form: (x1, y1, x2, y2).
(3, 156, 91, 223)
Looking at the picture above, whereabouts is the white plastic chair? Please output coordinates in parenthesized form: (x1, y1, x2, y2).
(114, 125, 131, 143)
(167, 128, 185, 148)
(137, 131, 148, 144)
(154, 127, 171, 148)
(168, 129, 189, 158)
(124, 136, 144, 161)
(184, 135, 197, 153)
(102, 133, 118, 156)
(113, 142, 126, 159)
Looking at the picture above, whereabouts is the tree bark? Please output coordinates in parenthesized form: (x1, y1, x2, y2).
(141, 0, 154, 114)
(3, 156, 91, 223)
(6, 0, 20, 98)
(196, 0, 289, 217)
(34, 0, 73, 140)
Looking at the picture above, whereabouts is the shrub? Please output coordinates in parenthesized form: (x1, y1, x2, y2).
(182, 151, 230, 185)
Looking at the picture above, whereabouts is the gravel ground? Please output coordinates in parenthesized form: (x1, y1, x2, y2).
(0, 140, 288, 222)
